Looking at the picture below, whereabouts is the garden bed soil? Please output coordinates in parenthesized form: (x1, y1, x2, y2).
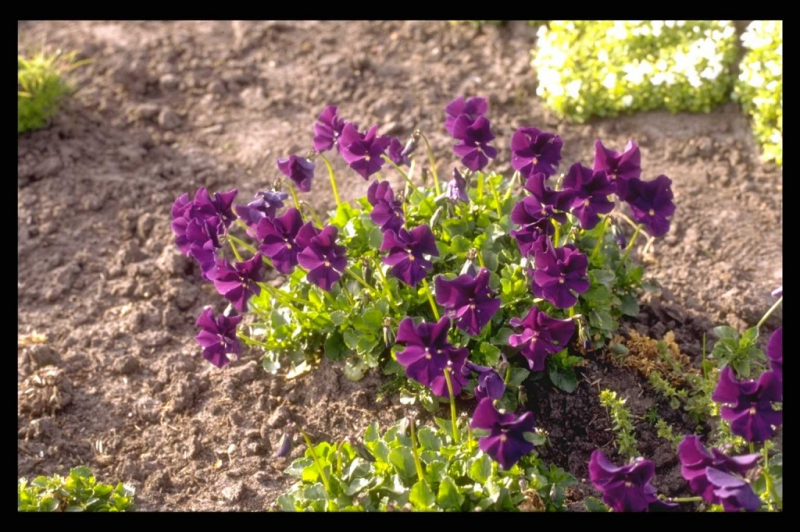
(18, 21, 782, 511)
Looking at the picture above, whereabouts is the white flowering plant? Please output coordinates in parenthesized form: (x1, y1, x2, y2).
(532, 21, 738, 123)
(734, 21, 782, 165)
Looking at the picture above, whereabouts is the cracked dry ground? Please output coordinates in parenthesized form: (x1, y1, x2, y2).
(18, 21, 782, 510)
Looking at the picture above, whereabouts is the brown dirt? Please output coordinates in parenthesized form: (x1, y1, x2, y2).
(18, 21, 782, 511)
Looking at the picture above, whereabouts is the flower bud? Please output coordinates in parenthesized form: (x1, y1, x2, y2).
(383, 317, 395, 348)
(611, 222, 627, 250)
(400, 130, 421, 158)
(275, 431, 292, 457)
(430, 205, 444, 228)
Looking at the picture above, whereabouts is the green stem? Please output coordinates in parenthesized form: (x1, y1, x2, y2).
(408, 418, 425, 481)
(227, 234, 257, 255)
(553, 219, 560, 247)
(370, 258, 396, 305)
(318, 153, 341, 207)
(258, 282, 312, 308)
(302, 201, 324, 228)
(503, 171, 519, 201)
(477, 171, 484, 201)
(418, 131, 441, 195)
(300, 430, 331, 494)
(763, 450, 782, 510)
(503, 364, 511, 385)
(421, 278, 440, 320)
(756, 296, 783, 329)
(487, 176, 503, 218)
(467, 422, 474, 450)
(336, 441, 344, 476)
(701, 333, 708, 380)
(618, 224, 642, 270)
(443, 368, 460, 444)
(341, 283, 355, 307)
(750, 443, 755, 454)
(287, 183, 301, 210)
(228, 237, 244, 262)
(382, 155, 434, 212)
(590, 216, 611, 262)
(346, 267, 374, 295)
(668, 496, 703, 503)
(236, 332, 272, 349)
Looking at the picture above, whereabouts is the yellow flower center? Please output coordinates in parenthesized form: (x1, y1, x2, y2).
(584, 199, 590, 207)
(625, 481, 632, 487)
(648, 209, 655, 216)
(286, 244, 292, 249)
(500, 435, 508, 442)
(364, 155, 371, 162)
(470, 304, 476, 310)
(425, 354, 432, 359)
(559, 278, 565, 284)
(750, 407, 757, 415)
(408, 254, 415, 261)
(324, 261, 331, 267)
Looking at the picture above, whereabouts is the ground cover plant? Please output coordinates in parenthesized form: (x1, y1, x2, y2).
(532, 21, 738, 123)
(18, 466, 135, 512)
(18, 50, 86, 134)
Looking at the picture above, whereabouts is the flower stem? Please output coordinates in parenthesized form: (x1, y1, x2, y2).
(503, 171, 519, 201)
(618, 224, 642, 270)
(300, 430, 332, 494)
(476, 171, 484, 201)
(590, 216, 611, 262)
(227, 237, 244, 262)
(668, 496, 702, 503)
(408, 418, 425, 481)
(421, 278, 440, 320)
(227, 234, 257, 255)
(487, 175, 503, 218)
(302, 201, 324, 228)
(756, 296, 783, 329)
(340, 283, 355, 307)
(443, 368, 460, 444)
(552, 219, 560, 247)
(287, 183, 301, 210)
(370, 258, 396, 305)
(345, 267, 374, 295)
(763, 449, 783, 510)
(236, 332, 272, 349)
(503, 364, 511, 384)
(382, 155, 434, 212)
(418, 131, 441, 195)
(318, 153, 341, 207)
(336, 441, 344, 476)
(701, 333, 708, 380)
(750, 442, 755, 454)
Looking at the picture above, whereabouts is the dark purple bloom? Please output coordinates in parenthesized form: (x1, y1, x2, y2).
(771, 286, 782, 298)
(510, 127, 563, 178)
(593, 140, 641, 197)
(275, 431, 293, 458)
(435, 268, 501, 336)
(171, 193, 194, 254)
(444, 96, 488, 136)
(395, 317, 468, 397)
(446, 168, 469, 203)
(622, 175, 675, 238)
(388, 137, 410, 167)
(172, 188, 238, 254)
(470, 398, 535, 470)
(508, 306, 575, 371)
(522, 173, 574, 210)
(588, 451, 676, 512)
(194, 308, 242, 368)
(339, 123, 391, 179)
(562, 163, 615, 230)
(234, 190, 289, 233)
(677, 436, 761, 512)
(212, 254, 264, 312)
(462, 361, 505, 400)
(452, 115, 497, 172)
(530, 243, 590, 309)
(185, 216, 223, 279)
(256, 208, 305, 274)
(712, 366, 783, 442)
(767, 327, 782, 380)
(367, 180, 404, 233)
(313, 105, 347, 153)
(297, 225, 347, 291)
(381, 225, 439, 287)
(612, 222, 627, 249)
(509, 196, 567, 257)
(277, 155, 315, 193)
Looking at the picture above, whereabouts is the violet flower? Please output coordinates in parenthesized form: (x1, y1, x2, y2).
(195, 308, 242, 368)
(234, 190, 289, 232)
(277, 155, 315, 193)
(434, 268, 501, 336)
(313, 105, 347, 153)
(509, 196, 567, 257)
(470, 398, 536, 470)
(367, 180, 404, 233)
(395, 317, 468, 397)
(588, 451, 677, 512)
(712, 366, 783, 442)
(185, 216, 223, 279)
(510, 127, 563, 178)
(522, 173, 574, 210)
(446, 168, 469, 203)
(530, 243, 590, 309)
(622, 175, 675, 238)
(452, 115, 497, 172)
(767, 327, 782, 381)
(508, 306, 575, 371)
(771, 286, 782, 298)
(562, 163, 615, 230)
(388, 137, 410, 167)
(297, 225, 347, 291)
(444, 95, 488, 136)
(677, 436, 761, 512)
(338, 123, 391, 179)
(172, 188, 237, 254)
(381, 225, 439, 287)
(212, 254, 264, 312)
(256, 208, 305, 274)
(462, 361, 505, 401)
(593, 140, 641, 198)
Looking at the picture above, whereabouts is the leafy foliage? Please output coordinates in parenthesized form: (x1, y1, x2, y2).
(18, 467, 135, 512)
(598, 389, 638, 459)
(18, 50, 86, 134)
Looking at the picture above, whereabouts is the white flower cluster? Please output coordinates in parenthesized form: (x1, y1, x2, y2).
(532, 21, 738, 122)
(735, 21, 782, 165)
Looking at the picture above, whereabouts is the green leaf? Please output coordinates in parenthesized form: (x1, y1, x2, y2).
(330, 311, 346, 326)
(549, 365, 578, 393)
(346, 477, 371, 496)
(324, 333, 346, 361)
(584, 496, 611, 512)
(507, 367, 530, 388)
(479, 342, 502, 366)
(591, 269, 616, 286)
(618, 294, 640, 317)
(343, 329, 360, 350)
(713, 326, 739, 340)
(642, 278, 660, 293)
(344, 358, 366, 381)
(362, 309, 383, 330)
(436, 476, 464, 510)
(469, 454, 492, 484)
(364, 422, 381, 442)
(492, 327, 513, 346)
(416, 427, 441, 452)
(450, 235, 472, 254)
(388, 447, 417, 482)
(409, 480, 436, 510)
(368, 226, 384, 249)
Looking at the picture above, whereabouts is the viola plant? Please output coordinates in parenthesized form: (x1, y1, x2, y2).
(18, 467, 135, 512)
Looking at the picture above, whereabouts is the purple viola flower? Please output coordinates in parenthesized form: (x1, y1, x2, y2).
(771, 286, 782, 298)
(185, 216, 223, 279)
(395, 317, 468, 397)
(277, 155, 315, 193)
(388, 137, 410, 167)
(339, 123, 391, 179)
(256, 208, 305, 274)
(367, 180, 404, 233)
(562, 163, 615, 230)
(593, 140, 641, 197)
(171, 193, 194, 255)
(509, 196, 568, 257)
(510, 127, 563, 178)
(470, 398, 536, 470)
(712, 367, 783, 443)
(194, 308, 242, 368)
(297, 225, 347, 291)
(212, 254, 264, 312)
(172, 188, 238, 254)
(508, 306, 575, 371)
(446, 167, 469, 203)
(313, 105, 347, 153)
(677, 436, 761, 512)
(444, 95, 488, 136)
(767, 327, 782, 380)
(622, 175, 675, 238)
(522, 173, 574, 210)
(530, 243, 590, 309)
(588, 451, 676, 512)
(435, 268, 501, 336)
(462, 361, 505, 401)
(452, 115, 498, 172)
(234, 190, 289, 232)
(381, 225, 439, 287)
